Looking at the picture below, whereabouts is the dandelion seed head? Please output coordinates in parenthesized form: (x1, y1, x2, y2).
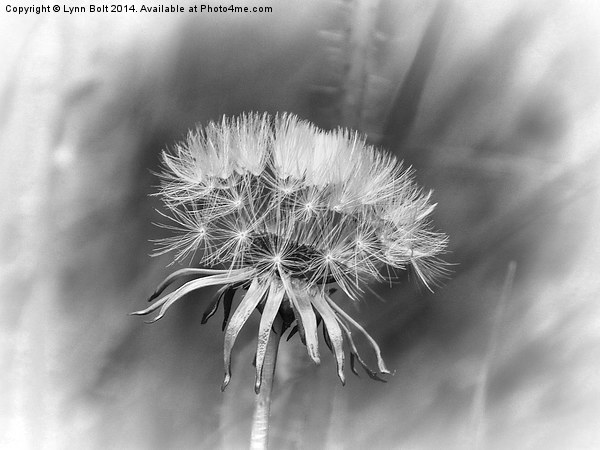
(136, 113, 448, 389)
(156, 112, 447, 295)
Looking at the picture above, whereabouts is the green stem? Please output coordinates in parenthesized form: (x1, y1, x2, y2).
(250, 316, 283, 450)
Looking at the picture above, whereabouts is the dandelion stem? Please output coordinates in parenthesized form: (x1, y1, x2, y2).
(250, 315, 283, 450)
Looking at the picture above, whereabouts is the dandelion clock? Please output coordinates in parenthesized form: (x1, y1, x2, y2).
(132, 113, 447, 448)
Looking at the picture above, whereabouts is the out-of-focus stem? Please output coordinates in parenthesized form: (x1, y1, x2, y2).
(250, 315, 283, 450)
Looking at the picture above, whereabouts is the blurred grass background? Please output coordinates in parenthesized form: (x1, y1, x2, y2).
(1, 0, 600, 449)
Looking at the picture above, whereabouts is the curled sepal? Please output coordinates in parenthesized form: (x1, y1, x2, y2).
(322, 324, 333, 353)
(349, 352, 387, 383)
(280, 271, 320, 365)
(311, 289, 345, 385)
(222, 277, 270, 391)
(254, 279, 285, 393)
(221, 286, 236, 331)
(286, 325, 299, 341)
(148, 268, 235, 302)
(337, 319, 387, 383)
(325, 294, 390, 374)
(201, 285, 226, 324)
(131, 268, 254, 323)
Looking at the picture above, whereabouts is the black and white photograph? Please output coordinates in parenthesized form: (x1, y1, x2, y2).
(1, 1, 600, 448)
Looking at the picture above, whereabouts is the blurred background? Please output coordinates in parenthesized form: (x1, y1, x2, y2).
(2, 0, 600, 448)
